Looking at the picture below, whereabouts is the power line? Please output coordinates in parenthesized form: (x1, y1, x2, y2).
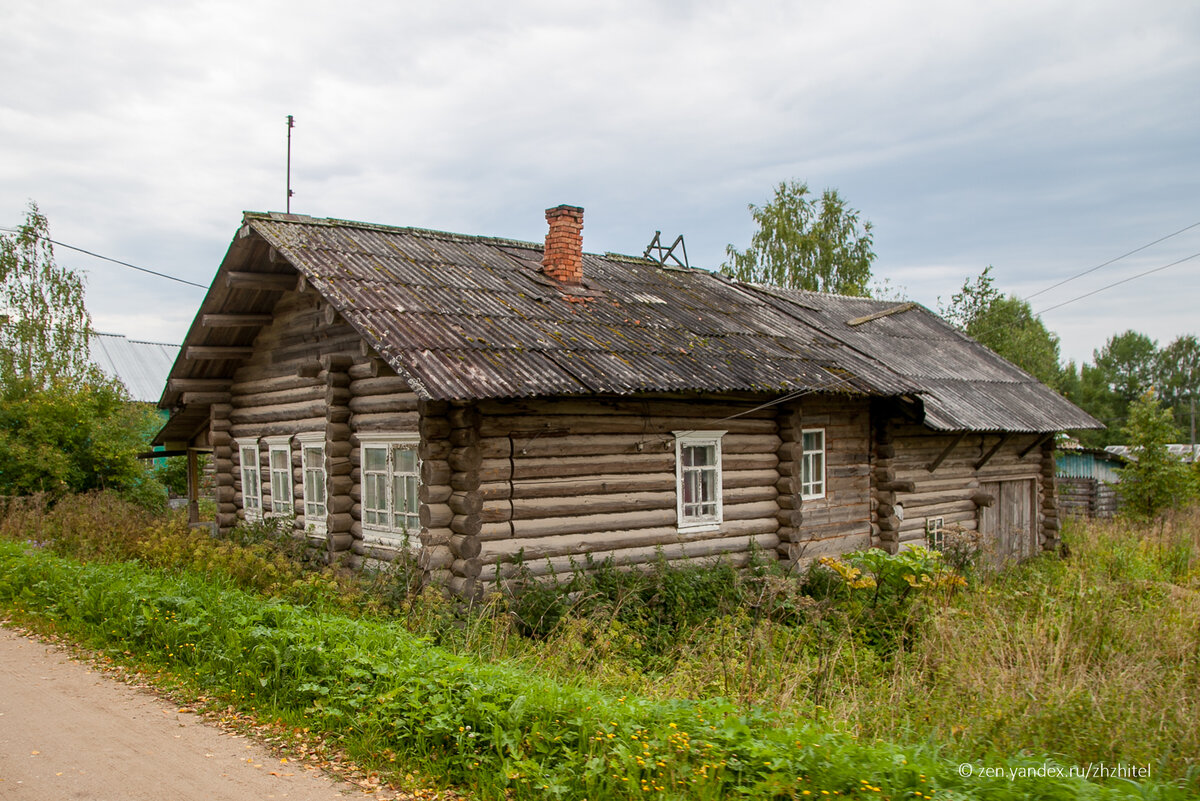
(1034, 251, 1200, 316)
(1024, 220, 1200, 302)
(0, 227, 207, 289)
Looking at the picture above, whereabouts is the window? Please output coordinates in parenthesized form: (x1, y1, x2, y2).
(674, 431, 725, 530)
(237, 439, 262, 520)
(297, 433, 326, 532)
(360, 433, 421, 543)
(801, 428, 825, 500)
(265, 437, 293, 516)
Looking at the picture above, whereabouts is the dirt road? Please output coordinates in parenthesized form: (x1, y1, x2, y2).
(0, 625, 363, 800)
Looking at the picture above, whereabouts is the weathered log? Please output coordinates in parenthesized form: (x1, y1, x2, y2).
(449, 534, 482, 559)
(476, 397, 777, 421)
(347, 394, 420, 415)
(450, 514, 482, 536)
(479, 414, 776, 438)
(484, 531, 781, 579)
(418, 483, 453, 504)
(420, 460, 452, 486)
(231, 418, 325, 439)
(449, 447, 481, 472)
(420, 546, 454, 571)
(230, 400, 328, 425)
(478, 516, 778, 564)
(350, 377, 415, 397)
(448, 491, 482, 516)
(451, 558, 483, 578)
(418, 503, 452, 529)
(347, 359, 387, 380)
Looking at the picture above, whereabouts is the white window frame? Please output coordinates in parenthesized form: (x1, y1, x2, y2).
(236, 438, 262, 521)
(801, 427, 826, 500)
(358, 432, 421, 547)
(264, 436, 293, 516)
(296, 432, 327, 534)
(673, 430, 725, 532)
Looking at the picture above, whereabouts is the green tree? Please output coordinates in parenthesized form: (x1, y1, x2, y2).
(1117, 392, 1198, 518)
(722, 181, 875, 295)
(0, 203, 164, 507)
(0, 202, 94, 386)
(1155, 334, 1199, 440)
(939, 266, 1064, 390)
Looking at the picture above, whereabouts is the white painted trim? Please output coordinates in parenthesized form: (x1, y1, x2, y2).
(801, 427, 826, 501)
(265, 437, 293, 516)
(234, 437, 263, 521)
(673, 430, 725, 532)
(298, 438, 327, 534)
(359, 435, 422, 542)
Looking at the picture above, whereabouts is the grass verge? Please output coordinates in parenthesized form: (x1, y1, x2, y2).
(0, 539, 1188, 801)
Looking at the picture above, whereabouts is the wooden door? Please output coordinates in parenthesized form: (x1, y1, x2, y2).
(978, 479, 1037, 565)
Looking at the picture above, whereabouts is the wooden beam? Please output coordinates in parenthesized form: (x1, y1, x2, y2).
(225, 271, 296, 291)
(1019, 432, 1055, 458)
(974, 432, 1013, 470)
(185, 345, 254, 361)
(168, 378, 232, 393)
(847, 302, 917, 327)
(926, 431, 966, 473)
(181, 391, 232, 406)
(201, 313, 274, 327)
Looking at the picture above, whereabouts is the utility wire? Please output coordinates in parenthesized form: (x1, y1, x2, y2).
(1033, 251, 1200, 316)
(0, 227, 208, 289)
(1024, 220, 1200, 302)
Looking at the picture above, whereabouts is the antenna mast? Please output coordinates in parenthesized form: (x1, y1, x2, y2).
(286, 115, 296, 213)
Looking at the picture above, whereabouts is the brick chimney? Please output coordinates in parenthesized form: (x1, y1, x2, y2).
(542, 205, 584, 285)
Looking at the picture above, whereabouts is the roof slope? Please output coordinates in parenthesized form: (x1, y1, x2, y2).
(159, 211, 1100, 436)
(90, 332, 180, 403)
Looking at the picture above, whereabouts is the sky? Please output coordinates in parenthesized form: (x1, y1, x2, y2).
(2, 0, 1198, 367)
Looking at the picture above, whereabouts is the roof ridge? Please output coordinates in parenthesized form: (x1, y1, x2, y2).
(243, 211, 658, 265)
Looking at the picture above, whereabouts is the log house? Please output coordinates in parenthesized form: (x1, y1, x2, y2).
(155, 206, 1101, 595)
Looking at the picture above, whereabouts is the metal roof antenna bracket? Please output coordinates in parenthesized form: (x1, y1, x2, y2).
(644, 231, 690, 270)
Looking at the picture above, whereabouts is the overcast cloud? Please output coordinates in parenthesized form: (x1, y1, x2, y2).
(2, 0, 1198, 365)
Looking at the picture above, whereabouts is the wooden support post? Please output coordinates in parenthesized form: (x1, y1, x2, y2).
(926, 431, 966, 473)
(1019, 432, 1054, 459)
(186, 448, 200, 526)
(974, 432, 1013, 470)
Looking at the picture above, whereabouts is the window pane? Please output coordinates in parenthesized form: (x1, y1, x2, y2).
(364, 446, 386, 472)
(395, 446, 418, 473)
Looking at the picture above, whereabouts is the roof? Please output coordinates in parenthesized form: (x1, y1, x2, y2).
(90, 332, 180, 403)
(157, 211, 1101, 440)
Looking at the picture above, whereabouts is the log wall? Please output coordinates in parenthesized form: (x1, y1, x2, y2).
(886, 422, 1049, 554)
(778, 396, 873, 564)
(461, 395, 783, 594)
(222, 290, 365, 548)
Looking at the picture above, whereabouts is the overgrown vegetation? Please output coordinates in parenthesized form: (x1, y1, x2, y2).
(2, 493, 1198, 798)
(0, 203, 166, 507)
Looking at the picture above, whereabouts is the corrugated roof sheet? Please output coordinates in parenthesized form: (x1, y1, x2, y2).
(90, 332, 180, 403)
(163, 211, 1100, 435)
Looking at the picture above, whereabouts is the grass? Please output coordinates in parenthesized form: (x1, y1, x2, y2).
(1, 492, 1198, 797)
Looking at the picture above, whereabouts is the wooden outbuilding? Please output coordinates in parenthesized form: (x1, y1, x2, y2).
(154, 206, 1101, 594)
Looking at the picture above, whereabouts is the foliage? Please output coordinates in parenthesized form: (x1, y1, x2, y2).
(0, 376, 165, 505)
(3, 539, 1186, 800)
(1156, 334, 1200, 435)
(940, 266, 1064, 389)
(1116, 393, 1199, 518)
(0, 204, 163, 505)
(722, 181, 875, 296)
(0, 202, 94, 386)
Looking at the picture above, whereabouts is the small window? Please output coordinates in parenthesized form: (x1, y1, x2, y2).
(674, 431, 725, 530)
(237, 440, 262, 520)
(801, 428, 825, 500)
(297, 435, 326, 532)
(361, 434, 421, 544)
(266, 438, 292, 516)
(926, 517, 945, 550)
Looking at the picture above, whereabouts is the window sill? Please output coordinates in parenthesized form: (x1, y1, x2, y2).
(362, 528, 420, 549)
(677, 521, 721, 535)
